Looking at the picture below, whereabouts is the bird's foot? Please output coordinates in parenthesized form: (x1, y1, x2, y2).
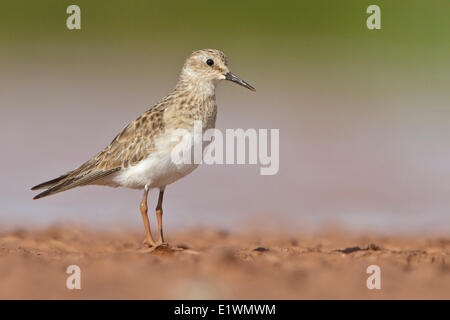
(155, 239, 168, 247)
(138, 242, 175, 255)
(142, 237, 157, 248)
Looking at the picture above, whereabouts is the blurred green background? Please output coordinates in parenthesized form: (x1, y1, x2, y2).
(1, 1, 450, 233)
(2, 1, 450, 70)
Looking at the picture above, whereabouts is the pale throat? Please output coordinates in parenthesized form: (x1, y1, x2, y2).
(177, 72, 219, 100)
(192, 80, 216, 97)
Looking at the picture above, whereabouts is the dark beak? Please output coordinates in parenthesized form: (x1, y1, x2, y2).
(225, 72, 256, 91)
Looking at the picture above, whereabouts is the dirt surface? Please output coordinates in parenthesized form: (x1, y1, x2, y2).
(0, 227, 449, 299)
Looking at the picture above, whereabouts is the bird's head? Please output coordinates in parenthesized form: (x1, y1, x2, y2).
(179, 49, 255, 92)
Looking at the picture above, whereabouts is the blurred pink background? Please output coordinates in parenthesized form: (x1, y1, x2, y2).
(1, 1, 450, 234)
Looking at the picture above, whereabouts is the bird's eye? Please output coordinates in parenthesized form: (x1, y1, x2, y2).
(206, 59, 214, 66)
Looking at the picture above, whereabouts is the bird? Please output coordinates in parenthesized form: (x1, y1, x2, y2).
(31, 49, 255, 247)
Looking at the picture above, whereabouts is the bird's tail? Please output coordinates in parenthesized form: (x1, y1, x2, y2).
(31, 173, 75, 200)
(31, 167, 120, 200)
(32, 180, 72, 199)
(31, 174, 69, 191)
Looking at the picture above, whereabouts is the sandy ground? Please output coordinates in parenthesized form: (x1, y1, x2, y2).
(0, 227, 449, 299)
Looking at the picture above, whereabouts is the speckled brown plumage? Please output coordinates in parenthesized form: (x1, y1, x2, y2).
(32, 49, 255, 247)
(32, 50, 227, 199)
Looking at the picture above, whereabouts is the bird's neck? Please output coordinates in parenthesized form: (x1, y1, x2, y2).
(174, 77, 217, 102)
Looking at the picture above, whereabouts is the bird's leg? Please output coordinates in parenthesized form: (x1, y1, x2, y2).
(140, 185, 156, 247)
(155, 188, 165, 245)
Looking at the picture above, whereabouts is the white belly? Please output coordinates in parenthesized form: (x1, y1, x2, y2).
(109, 130, 203, 190)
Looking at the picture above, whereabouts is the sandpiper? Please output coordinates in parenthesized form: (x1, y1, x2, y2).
(32, 49, 255, 247)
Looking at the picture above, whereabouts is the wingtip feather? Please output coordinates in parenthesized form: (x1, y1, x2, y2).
(33, 190, 50, 200)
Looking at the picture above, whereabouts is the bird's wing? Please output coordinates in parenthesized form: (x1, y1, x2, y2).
(32, 168, 121, 199)
(32, 105, 166, 199)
